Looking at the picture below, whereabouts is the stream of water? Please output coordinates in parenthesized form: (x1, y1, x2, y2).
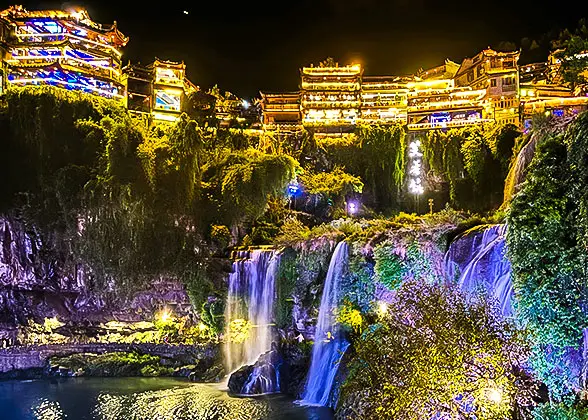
(300, 241, 349, 407)
(224, 250, 280, 394)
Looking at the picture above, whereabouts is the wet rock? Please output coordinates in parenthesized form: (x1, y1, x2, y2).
(228, 364, 251, 393)
(228, 347, 286, 395)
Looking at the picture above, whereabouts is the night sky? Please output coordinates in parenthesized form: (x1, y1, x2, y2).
(3, 0, 588, 98)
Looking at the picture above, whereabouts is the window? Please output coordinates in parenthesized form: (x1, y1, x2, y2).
(490, 79, 497, 87)
(467, 71, 474, 82)
(503, 76, 515, 86)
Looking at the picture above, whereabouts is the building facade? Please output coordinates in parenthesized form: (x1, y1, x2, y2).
(0, 5, 127, 98)
(300, 63, 363, 131)
(123, 59, 197, 122)
(262, 49, 588, 133)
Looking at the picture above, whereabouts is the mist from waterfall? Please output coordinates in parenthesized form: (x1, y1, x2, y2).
(300, 241, 350, 407)
(224, 249, 279, 389)
(445, 224, 513, 317)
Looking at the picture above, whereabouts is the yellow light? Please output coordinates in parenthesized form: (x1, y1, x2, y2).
(486, 388, 503, 404)
(159, 310, 171, 322)
(378, 302, 388, 315)
(69, 9, 86, 21)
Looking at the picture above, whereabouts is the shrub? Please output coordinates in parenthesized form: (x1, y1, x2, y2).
(340, 281, 534, 420)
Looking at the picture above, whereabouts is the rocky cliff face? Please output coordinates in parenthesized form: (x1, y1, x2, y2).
(0, 217, 193, 334)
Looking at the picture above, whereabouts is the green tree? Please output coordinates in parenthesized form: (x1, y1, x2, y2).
(553, 20, 588, 88)
(340, 281, 534, 420)
(507, 135, 587, 400)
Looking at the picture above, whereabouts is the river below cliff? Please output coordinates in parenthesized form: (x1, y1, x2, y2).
(0, 377, 334, 419)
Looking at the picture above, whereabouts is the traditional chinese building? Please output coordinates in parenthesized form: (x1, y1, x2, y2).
(0, 5, 127, 98)
(518, 52, 588, 128)
(123, 58, 197, 122)
(300, 62, 363, 132)
(360, 76, 409, 124)
(260, 92, 301, 128)
(406, 78, 488, 129)
(454, 49, 520, 126)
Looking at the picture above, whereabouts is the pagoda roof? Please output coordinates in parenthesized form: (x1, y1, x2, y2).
(0, 5, 128, 47)
(151, 58, 186, 70)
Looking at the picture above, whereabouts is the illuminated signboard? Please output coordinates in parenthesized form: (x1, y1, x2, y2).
(154, 89, 181, 112)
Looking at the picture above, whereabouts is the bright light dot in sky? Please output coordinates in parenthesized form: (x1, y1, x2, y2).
(183, 10, 189, 15)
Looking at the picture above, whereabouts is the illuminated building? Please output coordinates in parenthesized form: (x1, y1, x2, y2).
(406, 78, 489, 130)
(300, 62, 363, 132)
(454, 49, 520, 125)
(360, 76, 409, 124)
(519, 52, 588, 128)
(0, 5, 127, 98)
(260, 92, 301, 130)
(151, 59, 192, 122)
(123, 58, 197, 123)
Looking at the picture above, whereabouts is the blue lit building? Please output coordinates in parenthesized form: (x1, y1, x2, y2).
(0, 5, 128, 99)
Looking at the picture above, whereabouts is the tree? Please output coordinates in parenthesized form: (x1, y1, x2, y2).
(339, 281, 534, 420)
(182, 90, 217, 126)
(298, 166, 363, 218)
(553, 20, 588, 88)
(507, 133, 588, 400)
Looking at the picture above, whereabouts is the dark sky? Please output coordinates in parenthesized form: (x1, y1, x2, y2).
(3, 0, 588, 98)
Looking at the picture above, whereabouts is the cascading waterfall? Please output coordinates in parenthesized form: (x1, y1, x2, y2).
(300, 241, 350, 407)
(224, 249, 279, 393)
(445, 224, 513, 317)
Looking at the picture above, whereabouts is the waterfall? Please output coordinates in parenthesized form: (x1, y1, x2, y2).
(502, 133, 538, 207)
(224, 249, 279, 392)
(445, 224, 513, 317)
(300, 241, 350, 407)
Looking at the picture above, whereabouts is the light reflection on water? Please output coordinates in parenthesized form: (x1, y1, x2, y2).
(0, 378, 333, 420)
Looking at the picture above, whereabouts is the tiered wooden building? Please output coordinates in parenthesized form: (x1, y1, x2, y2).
(0, 5, 127, 98)
(261, 49, 588, 133)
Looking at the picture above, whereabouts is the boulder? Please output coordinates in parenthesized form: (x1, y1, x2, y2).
(228, 346, 286, 395)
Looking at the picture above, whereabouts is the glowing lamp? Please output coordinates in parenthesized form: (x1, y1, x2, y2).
(378, 302, 388, 316)
(287, 181, 302, 197)
(159, 310, 171, 322)
(347, 201, 358, 215)
(242, 100, 250, 109)
(486, 388, 502, 404)
(198, 323, 207, 332)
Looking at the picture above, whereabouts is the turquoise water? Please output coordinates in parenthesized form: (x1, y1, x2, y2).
(0, 378, 334, 420)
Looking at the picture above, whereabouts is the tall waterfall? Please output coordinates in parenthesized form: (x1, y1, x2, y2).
(224, 250, 279, 385)
(445, 224, 513, 317)
(300, 241, 350, 407)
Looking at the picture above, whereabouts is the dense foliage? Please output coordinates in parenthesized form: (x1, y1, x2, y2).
(340, 281, 533, 420)
(309, 124, 406, 212)
(533, 402, 588, 420)
(507, 115, 588, 400)
(0, 87, 297, 311)
(423, 124, 519, 211)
